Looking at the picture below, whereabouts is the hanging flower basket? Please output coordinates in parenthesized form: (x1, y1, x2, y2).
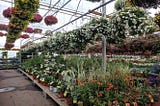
(20, 34, 29, 39)
(31, 13, 43, 23)
(3, 7, 13, 19)
(25, 27, 34, 33)
(0, 24, 8, 31)
(5, 43, 14, 50)
(34, 28, 42, 33)
(44, 15, 58, 25)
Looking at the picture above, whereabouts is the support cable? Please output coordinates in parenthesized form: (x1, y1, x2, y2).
(20, 0, 115, 45)
(52, 0, 71, 15)
(43, 0, 61, 17)
(51, 0, 115, 33)
(69, 0, 82, 22)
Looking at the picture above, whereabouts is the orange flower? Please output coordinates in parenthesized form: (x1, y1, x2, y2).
(92, 79, 96, 83)
(106, 83, 114, 90)
(97, 81, 103, 86)
(125, 103, 130, 106)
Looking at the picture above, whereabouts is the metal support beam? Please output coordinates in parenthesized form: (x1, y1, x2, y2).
(101, 0, 106, 72)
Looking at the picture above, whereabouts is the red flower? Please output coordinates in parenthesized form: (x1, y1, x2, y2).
(21, 34, 29, 39)
(0, 24, 8, 31)
(31, 13, 43, 23)
(44, 15, 58, 25)
(3, 7, 13, 18)
(25, 27, 34, 33)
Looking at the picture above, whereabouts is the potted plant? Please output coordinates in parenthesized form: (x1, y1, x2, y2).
(25, 27, 34, 33)
(3, 7, 13, 19)
(44, 15, 58, 25)
(0, 24, 8, 31)
(31, 13, 43, 23)
(20, 34, 29, 39)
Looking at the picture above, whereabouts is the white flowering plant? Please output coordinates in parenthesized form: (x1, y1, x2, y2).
(108, 7, 156, 43)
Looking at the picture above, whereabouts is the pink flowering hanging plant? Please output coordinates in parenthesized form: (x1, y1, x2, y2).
(0, 24, 8, 31)
(44, 15, 58, 25)
(3, 7, 13, 19)
(31, 13, 43, 23)
(25, 27, 34, 33)
(21, 34, 29, 39)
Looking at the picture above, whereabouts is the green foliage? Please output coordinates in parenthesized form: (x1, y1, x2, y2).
(114, 0, 126, 11)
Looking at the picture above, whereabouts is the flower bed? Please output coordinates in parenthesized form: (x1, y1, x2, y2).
(20, 53, 160, 106)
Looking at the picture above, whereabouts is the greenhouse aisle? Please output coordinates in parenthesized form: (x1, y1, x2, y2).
(0, 69, 57, 106)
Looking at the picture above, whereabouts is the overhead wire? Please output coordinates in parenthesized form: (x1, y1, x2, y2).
(51, 0, 115, 33)
(69, 0, 82, 22)
(43, 0, 61, 17)
(52, 0, 71, 16)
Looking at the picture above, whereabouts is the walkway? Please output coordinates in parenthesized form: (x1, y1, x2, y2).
(0, 69, 57, 106)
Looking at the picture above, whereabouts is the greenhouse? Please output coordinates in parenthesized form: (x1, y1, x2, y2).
(0, 0, 160, 106)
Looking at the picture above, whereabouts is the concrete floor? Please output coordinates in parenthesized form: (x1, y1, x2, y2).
(0, 69, 57, 106)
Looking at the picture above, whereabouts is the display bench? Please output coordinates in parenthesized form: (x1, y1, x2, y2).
(17, 68, 68, 106)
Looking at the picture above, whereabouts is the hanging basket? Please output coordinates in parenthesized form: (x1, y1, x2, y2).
(44, 15, 58, 25)
(20, 34, 29, 39)
(31, 13, 43, 23)
(0, 24, 8, 31)
(3, 7, 13, 19)
(25, 27, 34, 33)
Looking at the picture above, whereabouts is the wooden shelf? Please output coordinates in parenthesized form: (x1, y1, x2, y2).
(17, 68, 68, 106)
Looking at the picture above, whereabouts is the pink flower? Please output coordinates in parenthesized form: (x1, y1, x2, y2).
(25, 27, 34, 33)
(0, 24, 8, 31)
(3, 7, 13, 18)
(21, 34, 29, 39)
(31, 13, 43, 23)
(44, 15, 58, 25)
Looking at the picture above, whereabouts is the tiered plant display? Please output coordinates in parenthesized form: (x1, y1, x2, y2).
(5, 0, 40, 49)
(20, 51, 160, 106)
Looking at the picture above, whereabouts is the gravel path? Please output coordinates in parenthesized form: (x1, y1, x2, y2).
(0, 69, 57, 106)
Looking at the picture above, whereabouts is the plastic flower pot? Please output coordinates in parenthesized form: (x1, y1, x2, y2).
(52, 87, 59, 93)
